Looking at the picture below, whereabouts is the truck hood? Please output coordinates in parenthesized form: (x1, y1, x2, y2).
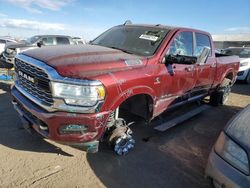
(240, 58, 250, 63)
(22, 44, 146, 79)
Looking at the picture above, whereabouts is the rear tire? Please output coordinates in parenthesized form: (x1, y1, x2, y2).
(210, 78, 231, 106)
(245, 71, 250, 84)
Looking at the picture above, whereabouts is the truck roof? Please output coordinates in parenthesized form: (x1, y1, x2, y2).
(116, 23, 211, 36)
(32, 35, 72, 38)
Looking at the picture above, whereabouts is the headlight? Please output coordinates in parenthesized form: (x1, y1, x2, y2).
(51, 82, 105, 107)
(215, 132, 249, 175)
(240, 62, 249, 67)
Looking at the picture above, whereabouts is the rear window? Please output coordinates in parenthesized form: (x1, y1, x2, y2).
(226, 105, 250, 146)
(56, 37, 70, 45)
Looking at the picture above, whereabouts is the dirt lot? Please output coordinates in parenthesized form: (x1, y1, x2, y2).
(0, 81, 249, 188)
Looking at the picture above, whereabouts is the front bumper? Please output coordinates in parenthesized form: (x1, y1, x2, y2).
(1, 53, 15, 65)
(206, 148, 250, 188)
(237, 66, 250, 81)
(12, 86, 110, 150)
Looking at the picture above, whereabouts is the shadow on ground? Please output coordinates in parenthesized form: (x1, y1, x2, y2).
(232, 81, 250, 96)
(0, 80, 248, 187)
(87, 104, 242, 188)
(0, 82, 73, 157)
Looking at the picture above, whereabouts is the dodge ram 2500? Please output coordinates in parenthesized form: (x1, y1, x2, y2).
(11, 23, 240, 155)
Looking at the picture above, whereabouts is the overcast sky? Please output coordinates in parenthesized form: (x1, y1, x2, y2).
(0, 0, 250, 40)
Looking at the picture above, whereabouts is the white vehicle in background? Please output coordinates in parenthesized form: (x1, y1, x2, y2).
(0, 37, 17, 54)
(72, 37, 86, 45)
(1, 35, 74, 66)
(222, 47, 250, 84)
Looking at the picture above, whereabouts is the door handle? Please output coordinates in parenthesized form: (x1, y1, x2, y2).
(185, 66, 194, 72)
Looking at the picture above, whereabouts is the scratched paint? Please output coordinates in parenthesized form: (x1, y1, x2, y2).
(117, 79, 126, 85)
(124, 89, 133, 98)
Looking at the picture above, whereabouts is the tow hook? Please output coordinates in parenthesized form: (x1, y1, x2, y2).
(108, 119, 135, 155)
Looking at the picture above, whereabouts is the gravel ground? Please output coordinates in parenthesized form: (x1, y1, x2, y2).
(0, 81, 249, 188)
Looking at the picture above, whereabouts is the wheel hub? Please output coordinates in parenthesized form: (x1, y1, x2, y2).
(113, 134, 135, 155)
(108, 125, 135, 156)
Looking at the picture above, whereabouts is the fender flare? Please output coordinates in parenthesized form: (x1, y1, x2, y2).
(219, 68, 236, 86)
(109, 85, 156, 111)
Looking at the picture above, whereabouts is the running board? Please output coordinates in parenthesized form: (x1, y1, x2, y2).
(154, 105, 211, 132)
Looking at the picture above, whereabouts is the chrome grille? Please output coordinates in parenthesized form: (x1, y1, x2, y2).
(15, 58, 53, 106)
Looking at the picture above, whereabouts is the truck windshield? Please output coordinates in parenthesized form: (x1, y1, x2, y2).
(92, 26, 170, 56)
(223, 48, 250, 58)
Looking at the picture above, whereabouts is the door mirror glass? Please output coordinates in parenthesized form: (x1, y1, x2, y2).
(196, 47, 210, 65)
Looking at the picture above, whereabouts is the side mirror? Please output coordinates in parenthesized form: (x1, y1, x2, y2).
(164, 54, 197, 65)
(37, 41, 44, 48)
(197, 47, 210, 65)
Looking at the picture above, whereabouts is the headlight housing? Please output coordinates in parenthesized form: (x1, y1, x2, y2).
(215, 132, 249, 175)
(51, 82, 105, 107)
(240, 62, 249, 67)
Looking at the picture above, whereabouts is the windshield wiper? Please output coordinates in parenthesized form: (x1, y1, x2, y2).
(108, 46, 134, 54)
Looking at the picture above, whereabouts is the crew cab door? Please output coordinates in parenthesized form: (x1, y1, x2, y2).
(41, 37, 56, 46)
(155, 31, 197, 115)
(193, 33, 216, 95)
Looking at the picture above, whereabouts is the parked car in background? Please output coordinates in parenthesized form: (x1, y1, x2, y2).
(222, 47, 250, 84)
(206, 105, 250, 188)
(0, 35, 74, 66)
(0, 37, 17, 54)
(72, 37, 86, 45)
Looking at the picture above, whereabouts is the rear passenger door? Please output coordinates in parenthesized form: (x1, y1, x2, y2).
(193, 33, 216, 95)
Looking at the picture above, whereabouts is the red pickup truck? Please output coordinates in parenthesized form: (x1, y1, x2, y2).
(11, 23, 240, 155)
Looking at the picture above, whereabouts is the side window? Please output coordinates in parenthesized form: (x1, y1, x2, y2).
(56, 37, 70, 45)
(0, 39, 6, 44)
(167, 31, 193, 56)
(42, 37, 54, 45)
(195, 33, 212, 56)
